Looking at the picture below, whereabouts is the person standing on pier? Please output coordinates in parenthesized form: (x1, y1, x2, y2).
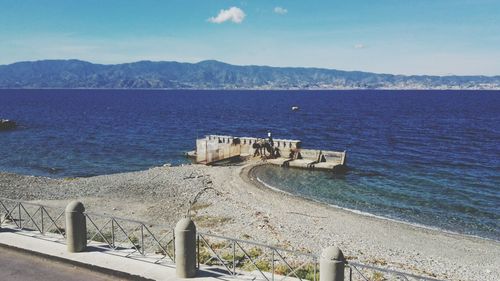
(267, 131, 274, 147)
(267, 131, 276, 158)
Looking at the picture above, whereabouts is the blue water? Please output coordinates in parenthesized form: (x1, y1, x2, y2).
(0, 89, 499, 240)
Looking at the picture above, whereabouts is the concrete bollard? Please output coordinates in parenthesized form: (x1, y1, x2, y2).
(320, 246, 345, 281)
(65, 201, 87, 253)
(175, 218, 197, 278)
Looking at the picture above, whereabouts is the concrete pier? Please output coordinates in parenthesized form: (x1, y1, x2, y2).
(192, 134, 347, 172)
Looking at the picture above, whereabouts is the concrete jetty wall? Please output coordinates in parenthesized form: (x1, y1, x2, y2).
(205, 135, 301, 158)
(195, 134, 346, 171)
(238, 137, 301, 157)
(197, 136, 241, 164)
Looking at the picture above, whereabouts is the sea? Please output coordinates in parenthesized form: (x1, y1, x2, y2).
(0, 89, 499, 240)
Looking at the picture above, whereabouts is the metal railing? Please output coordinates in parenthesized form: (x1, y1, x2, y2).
(0, 197, 66, 239)
(84, 211, 176, 264)
(197, 232, 319, 281)
(345, 261, 442, 281)
(195, 232, 443, 281)
(0, 197, 175, 265)
(1, 197, 443, 281)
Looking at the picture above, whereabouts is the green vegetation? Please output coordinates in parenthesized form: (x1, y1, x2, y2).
(87, 230, 113, 243)
(372, 272, 386, 281)
(154, 240, 175, 258)
(247, 247, 263, 259)
(128, 234, 139, 247)
(190, 203, 212, 213)
(197, 238, 318, 281)
(242, 259, 271, 272)
(47, 226, 66, 235)
(193, 215, 231, 228)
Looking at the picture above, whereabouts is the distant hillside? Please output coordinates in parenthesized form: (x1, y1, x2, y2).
(0, 59, 499, 89)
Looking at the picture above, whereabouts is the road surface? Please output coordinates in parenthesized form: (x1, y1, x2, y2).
(0, 246, 129, 281)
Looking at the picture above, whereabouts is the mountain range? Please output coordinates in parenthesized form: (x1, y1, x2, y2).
(0, 59, 499, 90)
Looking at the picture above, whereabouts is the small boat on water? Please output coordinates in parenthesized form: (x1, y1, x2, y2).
(0, 119, 17, 131)
(291, 106, 299, 111)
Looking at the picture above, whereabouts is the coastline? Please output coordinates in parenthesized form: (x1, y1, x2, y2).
(1, 163, 499, 280)
(245, 164, 499, 244)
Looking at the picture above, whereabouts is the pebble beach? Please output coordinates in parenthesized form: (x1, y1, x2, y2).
(0, 162, 498, 281)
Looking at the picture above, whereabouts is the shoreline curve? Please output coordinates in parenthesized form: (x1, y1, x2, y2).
(239, 162, 499, 243)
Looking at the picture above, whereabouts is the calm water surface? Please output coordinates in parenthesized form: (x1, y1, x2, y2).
(0, 89, 498, 240)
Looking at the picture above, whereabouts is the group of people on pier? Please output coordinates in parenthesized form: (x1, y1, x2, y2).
(252, 131, 281, 159)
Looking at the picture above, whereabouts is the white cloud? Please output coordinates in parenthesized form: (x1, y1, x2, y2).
(208, 7, 246, 24)
(274, 7, 288, 15)
(354, 44, 366, 49)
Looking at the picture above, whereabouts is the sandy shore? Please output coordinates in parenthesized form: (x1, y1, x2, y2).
(0, 162, 498, 281)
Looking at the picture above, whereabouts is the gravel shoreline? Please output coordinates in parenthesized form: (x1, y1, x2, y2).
(1, 163, 498, 281)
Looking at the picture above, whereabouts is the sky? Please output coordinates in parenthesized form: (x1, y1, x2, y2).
(1, 0, 499, 75)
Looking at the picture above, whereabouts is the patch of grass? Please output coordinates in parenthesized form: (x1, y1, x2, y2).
(195, 242, 319, 281)
(294, 263, 318, 281)
(221, 251, 246, 267)
(128, 234, 140, 247)
(274, 264, 290, 276)
(47, 226, 66, 235)
(190, 203, 212, 212)
(198, 246, 220, 265)
(247, 247, 263, 259)
(305, 270, 320, 281)
(370, 258, 388, 266)
(193, 215, 232, 228)
(372, 272, 386, 281)
(242, 259, 271, 272)
(274, 263, 318, 281)
(87, 229, 142, 250)
(154, 241, 175, 258)
(197, 247, 211, 263)
(87, 230, 113, 243)
(210, 240, 230, 250)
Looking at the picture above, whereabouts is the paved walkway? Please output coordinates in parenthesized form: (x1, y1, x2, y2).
(0, 228, 237, 281)
(0, 246, 123, 281)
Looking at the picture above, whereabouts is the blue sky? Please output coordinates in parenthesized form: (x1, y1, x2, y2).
(1, 0, 499, 75)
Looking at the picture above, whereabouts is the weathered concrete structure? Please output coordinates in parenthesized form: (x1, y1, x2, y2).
(175, 218, 197, 278)
(192, 134, 347, 172)
(320, 246, 345, 281)
(65, 201, 87, 253)
(196, 135, 241, 164)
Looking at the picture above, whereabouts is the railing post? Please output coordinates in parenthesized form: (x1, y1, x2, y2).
(65, 201, 87, 253)
(272, 249, 275, 281)
(233, 241, 236, 276)
(196, 234, 200, 268)
(111, 219, 115, 248)
(141, 224, 145, 255)
(40, 207, 45, 234)
(175, 217, 197, 278)
(320, 246, 345, 281)
(18, 203, 22, 229)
